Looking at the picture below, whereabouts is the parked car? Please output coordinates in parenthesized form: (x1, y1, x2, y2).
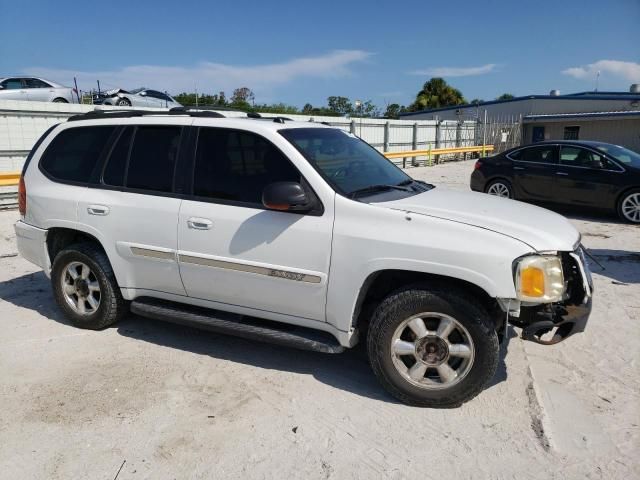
(92, 88, 182, 108)
(15, 111, 592, 407)
(471, 141, 640, 223)
(0, 77, 77, 103)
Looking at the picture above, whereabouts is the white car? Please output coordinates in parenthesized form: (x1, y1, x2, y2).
(0, 77, 78, 103)
(14, 110, 593, 407)
(93, 87, 182, 108)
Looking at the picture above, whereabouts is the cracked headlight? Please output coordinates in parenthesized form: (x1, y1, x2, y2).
(515, 255, 565, 303)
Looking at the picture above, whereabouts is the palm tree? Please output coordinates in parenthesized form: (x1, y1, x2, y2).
(408, 78, 466, 111)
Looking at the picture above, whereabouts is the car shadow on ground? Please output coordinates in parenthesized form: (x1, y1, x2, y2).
(0, 270, 510, 405)
(583, 248, 640, 284)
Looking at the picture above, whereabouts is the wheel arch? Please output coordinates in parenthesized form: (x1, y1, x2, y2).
(351, 269, 502, 335)
(46, 227, 107, 263)
(615, 185, 640, 209)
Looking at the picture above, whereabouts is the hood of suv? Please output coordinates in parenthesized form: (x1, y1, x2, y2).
(375, 188, 580, 252)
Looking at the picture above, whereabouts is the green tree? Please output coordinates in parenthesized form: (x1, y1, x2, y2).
(230, 87, 255, 107)
(408, 77, 466, 111)
(383, 103, 406, 119)
(496, 93, 515, 100)
(327, 96, 353, 115)
(469, 98, 484, 105)
(302, 103, 314, 114)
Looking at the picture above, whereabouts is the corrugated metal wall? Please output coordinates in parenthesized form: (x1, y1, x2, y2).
(523, 118, 640, 152)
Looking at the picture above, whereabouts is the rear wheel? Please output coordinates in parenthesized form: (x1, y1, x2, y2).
(617, 189, 640, 223)
(485, 179, 513, 199)
(51, 243, 127, 329)
(116, 97, 132, 107)
(52, 98, 68, 103)
(367, 286, 499, 408)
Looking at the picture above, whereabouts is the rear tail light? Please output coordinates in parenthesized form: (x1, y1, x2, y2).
(18, 175, 26, 216)
(474, 160, 483, 170)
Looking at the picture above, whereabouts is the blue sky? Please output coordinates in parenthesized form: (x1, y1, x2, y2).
(1, 0, 638, 108)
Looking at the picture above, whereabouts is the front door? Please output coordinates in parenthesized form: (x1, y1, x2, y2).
(177, 126, 333, 321)
(554, 146, 620, 206)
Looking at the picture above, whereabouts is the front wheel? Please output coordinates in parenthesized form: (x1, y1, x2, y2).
(116, 97, 132, 107)
(367, 286, 499, 408)
(617, 189, 640, 224)
(52, 98, 68, 103)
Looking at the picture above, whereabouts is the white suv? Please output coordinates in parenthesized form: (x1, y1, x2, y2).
(14, 110, 593, 407)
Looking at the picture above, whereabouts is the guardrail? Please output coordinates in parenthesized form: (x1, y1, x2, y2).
(384, 144, 494, 166)
(0, 172, 20, 187)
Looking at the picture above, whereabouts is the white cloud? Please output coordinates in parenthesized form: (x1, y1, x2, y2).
(22, 50, 372, 95)
(562, 60, 640, 83)
(409, 63, 497, 77)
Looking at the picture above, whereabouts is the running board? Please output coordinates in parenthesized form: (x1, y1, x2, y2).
(130, 297, 345, 354)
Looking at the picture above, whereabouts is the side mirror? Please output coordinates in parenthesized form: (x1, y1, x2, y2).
(262, 182, 312, 212)
(139, 91, 147, 96)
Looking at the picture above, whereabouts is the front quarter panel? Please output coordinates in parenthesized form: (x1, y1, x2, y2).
(326, 194, 533, 332)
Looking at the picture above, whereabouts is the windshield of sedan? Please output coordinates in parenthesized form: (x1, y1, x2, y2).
(594, 143, 640, 166)
(280, 127, 420, 196)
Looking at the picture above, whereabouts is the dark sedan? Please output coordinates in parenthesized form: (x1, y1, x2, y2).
(470, 141, 640, 223)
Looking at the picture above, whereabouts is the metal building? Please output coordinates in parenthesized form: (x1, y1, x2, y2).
(522, 111, 640, 151)
(399, 85, 640, 121)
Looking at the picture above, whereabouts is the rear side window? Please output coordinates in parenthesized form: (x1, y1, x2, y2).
(519, 146, 556, 164)
(126, 126, 182, 192)
(40, 126, 115, 182)
(102, 127, 133, 187)
(193, 128, 300, 204)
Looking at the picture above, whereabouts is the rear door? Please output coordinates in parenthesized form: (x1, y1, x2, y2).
(555, 145, 622, 207)
(77, 119, 191, 296)
(176, 125, 334, 321)
(510, 145, 558, 201)
(24, 78, 54, 102)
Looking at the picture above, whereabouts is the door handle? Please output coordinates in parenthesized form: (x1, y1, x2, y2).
(513, 166, 525, 170)
(555, 172, 569, 176)
(87, 204, 110, 215)
(187, 217, 213, 230)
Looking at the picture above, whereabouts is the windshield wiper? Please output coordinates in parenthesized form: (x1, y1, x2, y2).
(348, 184, 411, 198)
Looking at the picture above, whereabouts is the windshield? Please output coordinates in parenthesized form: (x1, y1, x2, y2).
(129, 87, 145, 94)
(280, 128, 412, 195)
(594, 143, 640, 166)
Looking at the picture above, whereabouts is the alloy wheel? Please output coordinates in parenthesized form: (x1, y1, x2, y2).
(487, 182, 511, 198)
(390, 313, 475, 389)
(621, 193, 640, 223)
(61, 261, 101, 315)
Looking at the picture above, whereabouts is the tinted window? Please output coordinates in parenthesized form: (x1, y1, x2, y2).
(595, 144, 640, 166)
(103, 127, 133, 186)
(40, 127, 115, 182)
(280, 128, 410, 195)
(194, 128, 300, 204)
(1, 78, 23, 89)
(519, 146, 556, 164)
(126, 126, 181, 192)
(25, 78, 51, 88)
(560, 147, 605, 169)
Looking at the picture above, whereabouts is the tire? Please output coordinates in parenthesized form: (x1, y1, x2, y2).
(116, 98, 132, 107)
(617, 189, 640, 224)
(51, 242, 128, 330)
(52, 98, 68, 103)
(485, 179, 513, 199)
(367, 285, 499, 408)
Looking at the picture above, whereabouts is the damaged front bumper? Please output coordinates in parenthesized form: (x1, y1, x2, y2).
(505, 247, 593, 345)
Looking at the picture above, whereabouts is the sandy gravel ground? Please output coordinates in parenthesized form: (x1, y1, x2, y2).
(0, 160, 638, 479)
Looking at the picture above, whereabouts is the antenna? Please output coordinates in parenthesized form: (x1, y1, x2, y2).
(595, 70, 600, 92)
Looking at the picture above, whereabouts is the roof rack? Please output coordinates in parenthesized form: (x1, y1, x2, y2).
(67, 108, 226, 122)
